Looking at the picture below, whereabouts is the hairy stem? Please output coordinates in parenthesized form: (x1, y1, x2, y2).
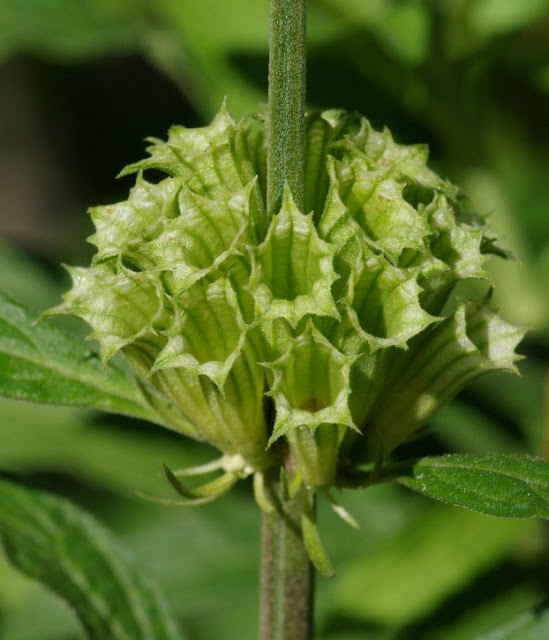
(262, 0, 312, 637)
(267, 0, 307, 215)
(260, 470, 314, 640)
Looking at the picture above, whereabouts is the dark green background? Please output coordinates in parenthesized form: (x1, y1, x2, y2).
(0, 1, 548, 638)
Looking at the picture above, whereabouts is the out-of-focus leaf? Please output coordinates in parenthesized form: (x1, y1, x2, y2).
(320, 631, 397, 640)
(0, 558, 84, 640)
(535, 66, 549, 93)
(466, 363, 547, 456)
(142, 0, 347, 117)
(398, 454, 549, 518)
(0, 398, 209, 496)
(140, 0, 268, 117)
(0, 242, 61, 311)
(470, 0, 549, 38)
(315, 0, 388, 25)
(0, 477, 185, 640)
(473, 602, 549, 640)
(0, 0, 139, 61)
(430, 401, 523, 455)
(464, 169, 548, 329)
(0, 293, 172, 426)
(418, 584, 543, 640)
(113, 489, 262, 640)
(319, 0, 429, 65)
(0, 485, 260, 640)
(332, 503, 531, 625)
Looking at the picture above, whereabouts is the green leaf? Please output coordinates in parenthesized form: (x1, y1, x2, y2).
(430, 401, 523, 455)
(470, 0, 549, 39)
(397, 454, 549, 518)
(0, 399, 208, 497)
(0, 293, 173, 427)
(473, 602, 549, 640)
(0, 242, 61, 311)
(332, 503, 530, 626)
(319, 0, 430, 66)
(0, 0, 139, 62)
(0, 476, 185, 640)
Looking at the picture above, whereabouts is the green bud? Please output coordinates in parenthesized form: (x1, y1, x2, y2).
(49, 105, 524, 507)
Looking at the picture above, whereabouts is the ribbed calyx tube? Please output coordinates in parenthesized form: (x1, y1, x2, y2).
(48, 105, 525, 551)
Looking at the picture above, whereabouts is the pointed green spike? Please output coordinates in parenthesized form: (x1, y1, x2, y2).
(171, 457, 226, 477)
(301, 491, 335, 578)
(253, 472, 276, 514)
(135, 491, 220, 507)
(162, 463, 238, 501)
(325, 491, 360, 529)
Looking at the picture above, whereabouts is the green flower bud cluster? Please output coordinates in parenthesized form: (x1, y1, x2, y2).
(49, 106, 523, 508)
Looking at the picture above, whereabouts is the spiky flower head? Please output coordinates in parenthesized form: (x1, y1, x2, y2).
(48, 106, 524, 561)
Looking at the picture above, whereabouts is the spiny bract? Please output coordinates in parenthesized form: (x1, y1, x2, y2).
(49, 105, 524, 513)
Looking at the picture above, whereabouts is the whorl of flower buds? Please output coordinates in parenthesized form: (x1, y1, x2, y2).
(48, 106, 524, 500)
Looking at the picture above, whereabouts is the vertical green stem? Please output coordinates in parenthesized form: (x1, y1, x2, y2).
(267, 0, 307, 215)
(262, 0, 312, 638)
(260, 471, 314, 640)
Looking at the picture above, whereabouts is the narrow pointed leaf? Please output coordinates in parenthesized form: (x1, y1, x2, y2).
(397, 454, 549, 518)
(0, 293, 172, 427)
(162, 463, 238, 501)
(301, 496, 335, 578)
(0, 477, 185, 640)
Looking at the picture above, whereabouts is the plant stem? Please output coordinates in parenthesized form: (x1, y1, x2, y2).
(267, 0, 307, 215)
(262, 0, 311, 638)
(260, 471, 314, 640)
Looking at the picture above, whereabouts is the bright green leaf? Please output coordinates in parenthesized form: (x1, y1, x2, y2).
(0, 477, 185, 640)
(0, 293, 174, 427)
(398, 454, 549, 518)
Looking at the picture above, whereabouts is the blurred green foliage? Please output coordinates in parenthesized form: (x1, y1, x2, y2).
(0, 0, 548, 638)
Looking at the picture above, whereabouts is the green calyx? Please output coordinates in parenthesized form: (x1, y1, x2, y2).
(250, 186, 340, 328)
(266, 322, 356, 490)
(49, 105, 524, 548)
